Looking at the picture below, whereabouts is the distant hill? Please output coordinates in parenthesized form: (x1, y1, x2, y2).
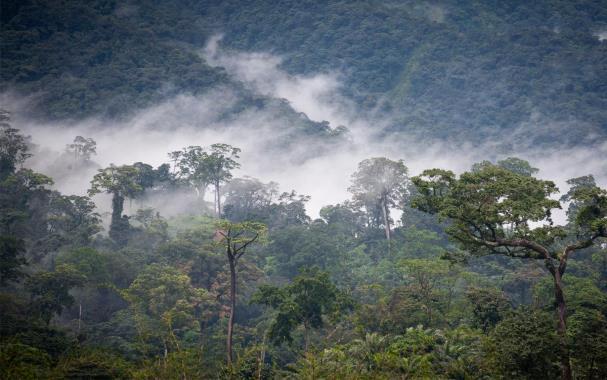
(2, 0, 606, 144)
(0, 0, 229, 119)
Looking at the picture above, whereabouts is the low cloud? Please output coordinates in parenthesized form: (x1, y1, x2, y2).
(2, 38, 605, 226)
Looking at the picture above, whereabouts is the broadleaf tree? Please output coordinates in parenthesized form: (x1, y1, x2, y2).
(88, 164, 142, 246)
(348, 158, 410, 241)
(411, 162, 606, 380)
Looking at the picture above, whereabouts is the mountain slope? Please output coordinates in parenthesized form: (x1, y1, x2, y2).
(2, 0, 606, 144)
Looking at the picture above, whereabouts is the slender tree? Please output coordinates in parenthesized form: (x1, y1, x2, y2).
(412, 163, 607, 380)
(170, 144, 240, 216)
(203, 144, 241, 217)
(214, 220, 267, 366)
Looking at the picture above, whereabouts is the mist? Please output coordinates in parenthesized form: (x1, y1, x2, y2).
(3, 37, 606, 224)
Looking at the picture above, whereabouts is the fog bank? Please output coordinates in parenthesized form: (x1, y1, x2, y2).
(3, 38, 605, 224)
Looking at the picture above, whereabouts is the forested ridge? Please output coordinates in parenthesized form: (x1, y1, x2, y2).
(2, 0, 607, 142)
(1, 111, 606, 379)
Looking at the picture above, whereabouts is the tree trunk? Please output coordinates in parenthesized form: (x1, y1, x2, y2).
(552, 271, 573, 380)
(199, 318, 207, 354)
(109, 193, 128, 245)
(216, 181, 221, 217)
(258, 333, 267, 380)
(381, 198, 391, 241)
(78, 302, 82, 334)
(226, 255, 236, 366)
(110, 193, 124, 230)
(303, 322, 310, 353)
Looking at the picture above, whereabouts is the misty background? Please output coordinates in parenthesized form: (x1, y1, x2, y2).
(1, 0, 606, 222)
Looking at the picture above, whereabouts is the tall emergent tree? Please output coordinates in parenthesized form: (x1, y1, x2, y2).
(88, 164, 142, 246)
(348, 157, 410, 241)
(411, 163, 607, 380)
(170, 144, 240, 216)
(66, 136, 97, 164)
(203, 144, 241, 217)
(214, 220, 267, 366)
(170, 146, 211, 207)
(0, 110, 31, 179)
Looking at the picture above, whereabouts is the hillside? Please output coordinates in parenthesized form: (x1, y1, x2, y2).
(2, 0, 607, 144)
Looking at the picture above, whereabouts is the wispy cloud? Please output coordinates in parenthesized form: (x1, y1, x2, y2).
(3, 37, 605, 225)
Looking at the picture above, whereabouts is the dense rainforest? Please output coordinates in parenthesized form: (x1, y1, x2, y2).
(1, 0, 607, 379)
(1, 112, 606, 379)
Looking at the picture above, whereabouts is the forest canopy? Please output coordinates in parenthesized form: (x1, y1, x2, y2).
(1, 1, 607, 379)
(1, 112, 606, 379)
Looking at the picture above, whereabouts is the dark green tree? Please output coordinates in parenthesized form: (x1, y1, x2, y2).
(412, 164, 607, 380)
(471, 157, 539, 177)
(0, 236, 27, 286)
(47, 194, 101, 246)
(487, 308, 561, 379)
(465, 287, 511, 332)
(0, 110, 31, 180)
(88, 164, 142, 246)
(253, 267, 354, 351)
(26, 265, 86, 325)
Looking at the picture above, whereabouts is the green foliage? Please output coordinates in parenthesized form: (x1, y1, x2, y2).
(215, 220, 269, 252)
(562, 175, 607, 236)
(0, 235, 26, 285)
(253, 267, 354, 347)
(209, 1, 607, 142)
(495, 157, 539, 177)
(465, 286, 511, 332)
(229, 344, 274, 380)
(89, 164, 145, 246)
(170, 144, 241, 215)
(3, 1, 607, 145)
(121, 264, 213, 353)
(290, 326, 484, 379)
(567, 308, 607, 379)
(0, 110, 31, 179)
(53, 349, 132, 379)
(0, 341, 52, 379)
(56, 247, 134, 288)
(65, 136, 97, 163)
(485, 308, 561, 379)
(0, 0, 228, 119)
(394, 258, 462, 327)
(88, 164, 143, 199)
(47, 195, 101, 246)
(26, 264, 86, 325)
(132, 348, 208, 380)
(349, 157, 410, 236)
(1, 107, 605, 380)
(412, 164, 562, 257)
